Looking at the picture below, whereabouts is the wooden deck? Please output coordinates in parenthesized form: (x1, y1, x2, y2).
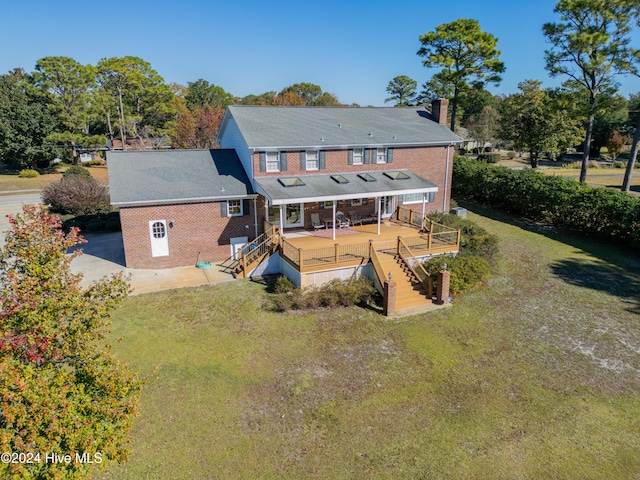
(278, 222, 460, 273)
(282, 223, 424, 249)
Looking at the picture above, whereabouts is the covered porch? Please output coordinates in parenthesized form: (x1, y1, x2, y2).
(256, 169, 439, 241)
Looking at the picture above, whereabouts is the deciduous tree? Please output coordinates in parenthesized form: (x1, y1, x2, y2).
(0, 205, 141, 479)
(417, 18, 505, 131)
(185, 79, 234, 110)
(606, 130, 629, 162)
(543, 0, 639, 182)
(0, 69, 61, 167)
(499, 80, 582, 168)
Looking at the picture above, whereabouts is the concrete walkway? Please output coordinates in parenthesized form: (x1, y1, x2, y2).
(69, 232, 235, 295)
(0, 194, 235, 296)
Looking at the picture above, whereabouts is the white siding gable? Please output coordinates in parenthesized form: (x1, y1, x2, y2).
(219, 117, 254, 187)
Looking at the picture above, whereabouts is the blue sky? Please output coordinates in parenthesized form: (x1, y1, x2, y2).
(2, 0, 638, 106)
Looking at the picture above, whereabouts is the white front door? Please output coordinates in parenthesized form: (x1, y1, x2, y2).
(149, 220, 169, 257)
(230, 236, 248, 260)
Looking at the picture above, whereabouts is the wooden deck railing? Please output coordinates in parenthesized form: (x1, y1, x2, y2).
(237, 225, 278, 277)
(397, 237, 433, 298)
(280, 228, 459, 273)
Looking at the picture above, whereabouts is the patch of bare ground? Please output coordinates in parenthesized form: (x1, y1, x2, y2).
(239, 309, 409, 447)
(483, 223, 640, 395)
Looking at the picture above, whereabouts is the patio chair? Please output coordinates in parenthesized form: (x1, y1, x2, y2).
(311, 213, 324, 230)
(348, 210, 363, 226)
(336, 211, 350, 228)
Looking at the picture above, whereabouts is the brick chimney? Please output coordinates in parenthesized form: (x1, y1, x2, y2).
(431, 98, 449, 126)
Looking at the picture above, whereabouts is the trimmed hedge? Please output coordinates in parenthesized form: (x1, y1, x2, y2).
(18, 168, 40, 178)
(452, 156, 640, 249)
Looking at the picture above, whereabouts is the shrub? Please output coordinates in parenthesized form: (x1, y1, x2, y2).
(62, 218, 85, 231)
(62, 165, 91, 178)
(613, 161, 625, 169)
(507, 151, 516, 159)
(42, 176, 111, 216)
(427, 212, 500, 263)
(477, 153, 500, 163)
(452, 156, 640, 249)
(272, 275, 295, 294)
(18, 169, 39, 178)
(86, 219, 105, 232)
(105, 217, 122, 232)
(83, 159, 104, 166)
(424, 255, 490, 295)
(271, 277, 376, 312)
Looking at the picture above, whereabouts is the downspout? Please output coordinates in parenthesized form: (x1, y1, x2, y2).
(443, 144, 452, 212)
(253, 197, 258, 238)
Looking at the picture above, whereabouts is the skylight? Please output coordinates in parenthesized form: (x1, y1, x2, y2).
(384, 171, 410, 180)
(357, 173, 376, 182)
(278, 177, 305, 187)
(331, 174, 349, 184)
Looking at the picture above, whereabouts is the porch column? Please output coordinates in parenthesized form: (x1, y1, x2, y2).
(279, 204, 284, 233)
(332, 200, 337, 240)
(422, 194, 426, 230)
(377, 197, 381, 235)
(254, 197, 258, 237)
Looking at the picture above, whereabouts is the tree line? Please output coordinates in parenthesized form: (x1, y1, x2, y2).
(0, 57, 344, 167)
(385, 0, 639, 190)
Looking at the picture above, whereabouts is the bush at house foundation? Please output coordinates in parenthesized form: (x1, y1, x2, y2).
(270, 276, 376, 312)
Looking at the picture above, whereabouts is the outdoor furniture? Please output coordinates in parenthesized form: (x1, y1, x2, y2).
(336, 211, 350, 228)
(348, 210, 363, 226)
(311, 213, 324, 230)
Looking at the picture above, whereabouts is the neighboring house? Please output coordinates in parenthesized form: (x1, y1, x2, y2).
(108, 101, 461, 279)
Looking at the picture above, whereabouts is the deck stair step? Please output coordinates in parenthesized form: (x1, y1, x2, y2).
(375, 252, 430, 309)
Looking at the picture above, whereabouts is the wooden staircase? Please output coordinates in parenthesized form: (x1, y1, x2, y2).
(227, 226, 279, 278)
(376, 251, 432, 311)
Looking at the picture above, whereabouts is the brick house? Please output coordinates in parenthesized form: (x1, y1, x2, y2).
(108, 101, 461, 274)
(108, 149, 256, 269)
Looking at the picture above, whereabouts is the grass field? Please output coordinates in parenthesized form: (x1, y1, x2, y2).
(0, 165, 108, 192)
(97, 203, 640, 480)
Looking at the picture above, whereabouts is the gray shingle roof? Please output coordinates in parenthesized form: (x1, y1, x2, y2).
(255, 169, 437, 205)
(107, 149, 254, 207)
(221, 106, 461, 149)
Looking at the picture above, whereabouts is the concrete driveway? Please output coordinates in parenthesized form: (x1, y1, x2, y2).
(0, 192, 234, 295)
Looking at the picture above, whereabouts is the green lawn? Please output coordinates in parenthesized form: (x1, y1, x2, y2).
(99, 204, 640, 480)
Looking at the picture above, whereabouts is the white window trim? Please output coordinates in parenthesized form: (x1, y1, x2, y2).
(353, 148, 364, 165)
(227, 199, 243, 217)
(376, 147, 387, 164)
(266, 152, 280, 172)
(306, 150, 319, 171)
(350, 198, 363, 206)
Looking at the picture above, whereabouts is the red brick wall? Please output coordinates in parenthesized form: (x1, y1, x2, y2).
(252, 145, 454, 214)
(119, 201, 257, 269)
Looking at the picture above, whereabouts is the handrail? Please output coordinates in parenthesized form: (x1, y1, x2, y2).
(369, 241, 387, 291)
(397, 237, 433, 298)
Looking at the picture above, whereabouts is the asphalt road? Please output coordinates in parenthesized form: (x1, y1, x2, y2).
(0, 193, 41, 243)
